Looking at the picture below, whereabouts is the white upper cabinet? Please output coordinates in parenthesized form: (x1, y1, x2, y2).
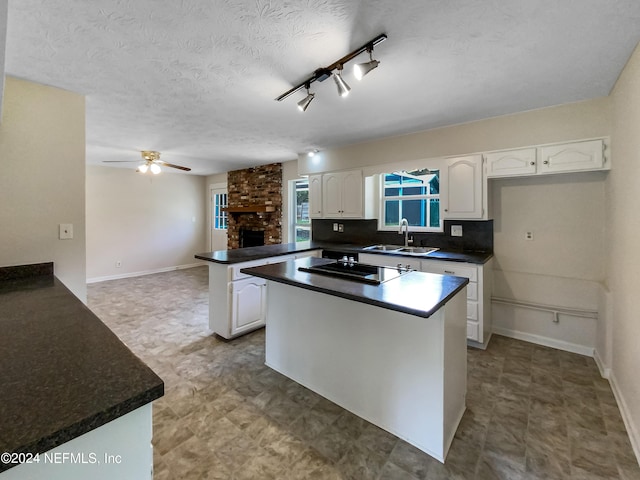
(484, 148, 537, 178)
(442, 155, 484, 219)
(538, 139, 606, 174)
(485, 139, 608, 179)
(322, 170, 363, 218)
(308, 174, 323, 218)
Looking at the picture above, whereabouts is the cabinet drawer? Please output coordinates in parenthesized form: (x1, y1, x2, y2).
(467, 321, 479, 341)
(467, 301, 478, 321)
(466, 282, 478, 301)
(229, 258, 271, 281)
(421, 260, 478, 282)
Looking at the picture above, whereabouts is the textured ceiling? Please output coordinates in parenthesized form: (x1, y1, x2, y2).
(5, 0, 640, 175)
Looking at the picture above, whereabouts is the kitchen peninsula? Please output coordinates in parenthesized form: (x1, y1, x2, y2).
(242, 256, 469, 462)
(0, 263, 163, 480)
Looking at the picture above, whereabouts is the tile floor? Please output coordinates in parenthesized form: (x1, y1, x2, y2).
(87, 266, 640, 479)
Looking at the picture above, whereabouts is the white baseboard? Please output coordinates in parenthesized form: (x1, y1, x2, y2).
(492, 326, 594, 357)
(593, 348, 611, 379)
(86, 262, 204, 284)
(609, 371, 640, 467)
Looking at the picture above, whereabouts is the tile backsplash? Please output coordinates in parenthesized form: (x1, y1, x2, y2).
(312, 219, 493, 252)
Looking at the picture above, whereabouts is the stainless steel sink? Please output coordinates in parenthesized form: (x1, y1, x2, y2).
(363, 244, 439, 256)
(362, 244, 404, 252)
(397, 246, 439, 255)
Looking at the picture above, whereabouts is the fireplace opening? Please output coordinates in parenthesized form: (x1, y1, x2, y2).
(239, 229, 265, 248)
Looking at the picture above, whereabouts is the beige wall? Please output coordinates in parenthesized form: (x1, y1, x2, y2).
(0, 76, 86, 300)
(86, 166, 207, 281)
(609, 41, 640, 461)
(0, 2, 7, 119)
(299, 97, 611, 175)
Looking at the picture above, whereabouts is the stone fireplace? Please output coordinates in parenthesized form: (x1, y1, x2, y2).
(226, 163, 282, 249)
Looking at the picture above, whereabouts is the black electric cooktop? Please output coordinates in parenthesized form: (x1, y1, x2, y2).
(298, 261, 411, 285)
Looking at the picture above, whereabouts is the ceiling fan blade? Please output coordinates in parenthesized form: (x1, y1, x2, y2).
(158, 161, 191, 171)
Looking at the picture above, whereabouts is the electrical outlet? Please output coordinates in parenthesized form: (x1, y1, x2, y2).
(333, 223, 339, 232)
(338, 224, 344, 233)
(116, 261, 122, 268)
(59, 223, 73, 240)
(525, 231, 534, 241)
(451, 225, 463, 237)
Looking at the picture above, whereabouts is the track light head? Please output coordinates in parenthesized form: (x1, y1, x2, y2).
(354, 48, 380, 80)
(297, 85, 315, 112)
(333, 66, 351, 97)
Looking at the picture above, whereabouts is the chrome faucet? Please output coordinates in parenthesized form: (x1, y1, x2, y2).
(398, 218, 412, 247)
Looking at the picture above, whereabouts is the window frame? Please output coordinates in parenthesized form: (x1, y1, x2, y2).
(290, 178, 312, 243)
(378, 169, 443, 233)
(213, 192, 228, 230)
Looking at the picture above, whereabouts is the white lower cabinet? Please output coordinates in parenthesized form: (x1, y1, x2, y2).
(359, 253, 493, 347)
(208, 250, 321, 339)
(421, 259, 493, 348)
(230, 276, 266, 337)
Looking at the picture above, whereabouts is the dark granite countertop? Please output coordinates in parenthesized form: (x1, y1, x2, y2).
(195, 241, 492, 265)
(241, 257, 469, 319)
(0, 263, 163, 473)
(195, 241, 326, 264)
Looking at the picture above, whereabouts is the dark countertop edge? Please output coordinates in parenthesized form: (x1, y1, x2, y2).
(196, 242, 493, 265)
(0, 262, 53, 281)
(0, 268, 164, 473)
(241, 260, 469, 319)
(195, 242, 325, 264)
(3, 384, 164, 472)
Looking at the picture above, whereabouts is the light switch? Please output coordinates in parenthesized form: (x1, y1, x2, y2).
(59, 223, 73, 240)
(451, 225, 463, 237)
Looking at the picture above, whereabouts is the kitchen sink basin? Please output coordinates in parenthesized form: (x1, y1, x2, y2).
(363, 244, 439, 256)
(362, 244, 404, 252)
(397, 246, 440, 255)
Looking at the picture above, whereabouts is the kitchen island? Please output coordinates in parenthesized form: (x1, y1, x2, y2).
(242, 256, 469, 462)
(0, 263, 163, 479)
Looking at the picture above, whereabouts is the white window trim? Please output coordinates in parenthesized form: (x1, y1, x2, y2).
(377, 171, 443, 233)
(289, 178, 312, 243)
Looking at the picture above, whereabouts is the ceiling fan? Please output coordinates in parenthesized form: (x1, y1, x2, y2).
(102, 150, 191, 173)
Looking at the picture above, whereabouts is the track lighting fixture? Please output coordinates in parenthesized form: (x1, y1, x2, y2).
(333, 65, 351, 97)
(297, 84, 315, 112)
(354, 47, 380, 80)
(275, 33, 387, 111)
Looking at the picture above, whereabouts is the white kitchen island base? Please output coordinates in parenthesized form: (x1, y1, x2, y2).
(265, 281, 467, 463)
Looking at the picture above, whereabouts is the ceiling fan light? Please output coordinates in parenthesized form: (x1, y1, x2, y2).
(137, 163, 149, 173)
(354, 59, 379, 80)
(150, 163, 161, 174)
(297, 92, 315, 112)
(333, 71, 351, 97)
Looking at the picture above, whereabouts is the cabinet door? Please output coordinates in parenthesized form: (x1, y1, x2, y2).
(484, 148, 537, 178)
(322, 173, 343, 218)
(308, 175, 323, 218)
(443, 155, 483, 219)
(539, 140, 605, 174)
(230, 277, 266, 335)
(340, 170, 363, 218)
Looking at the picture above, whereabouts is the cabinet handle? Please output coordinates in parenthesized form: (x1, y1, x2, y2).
(530, 162, 535, 166)
(444, 209, 448, 212)
(543, 160, 549, 165)
(444, 270, 455, 274)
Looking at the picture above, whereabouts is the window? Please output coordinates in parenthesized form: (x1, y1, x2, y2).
(291, 179, 311, 242)
(214, 193, 228, 230)
(380, 169, 441, 231)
